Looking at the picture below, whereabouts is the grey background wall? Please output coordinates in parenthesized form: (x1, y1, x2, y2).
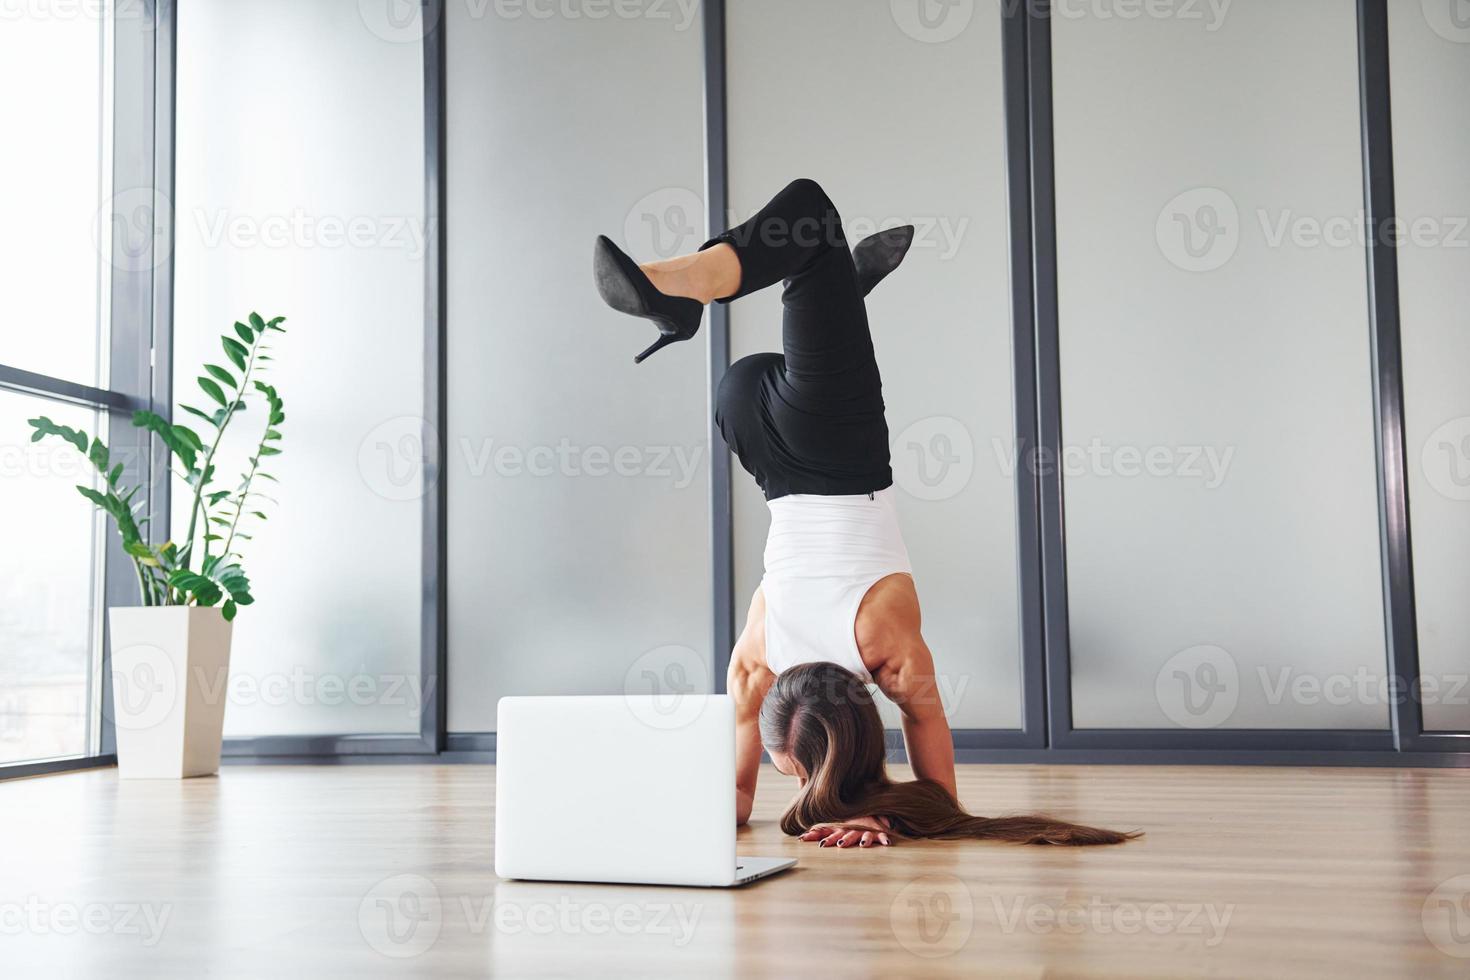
(1052, 0, 1388, 730)
(724, 0, 1024, 730)
(427, 0, 1463, 744)
(444, 1, 711, 732)
(1389, 0, 1470, 732)
(174, 0, 426, 736)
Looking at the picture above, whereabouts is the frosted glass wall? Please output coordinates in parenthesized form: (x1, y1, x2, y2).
(174, 0, 426, 735)
(1389, 0, 1470, 731)
(1053, 0, 1388, 730)
(445, 1, 710, 731)
(726, 0, 1022, 729)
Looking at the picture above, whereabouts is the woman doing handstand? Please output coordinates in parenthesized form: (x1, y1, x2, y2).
(595, 178, 1136, 848)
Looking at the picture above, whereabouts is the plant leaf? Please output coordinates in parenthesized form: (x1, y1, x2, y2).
(75, 485, 144, 546)
(204, 364, 237, 388)
(222, 336, 249, 371)
(29, 416, 90, 454)
(180, 404, 218, 428)
(234, 321, 255, 344)
(248, 312, 266, 332)
(132, 409, 199, 472)
(197, 377, 227, 407)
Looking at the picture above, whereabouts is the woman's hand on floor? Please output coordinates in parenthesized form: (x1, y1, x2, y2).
(800, 816, 891, 848)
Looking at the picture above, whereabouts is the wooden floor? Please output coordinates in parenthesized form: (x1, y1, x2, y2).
(3, 763, 1469, 978)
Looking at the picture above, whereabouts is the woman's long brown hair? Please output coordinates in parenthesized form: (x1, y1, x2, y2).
(758, 663, 1140, 846)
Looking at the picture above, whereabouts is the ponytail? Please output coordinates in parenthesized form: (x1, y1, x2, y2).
(762, 663, 1140, 847)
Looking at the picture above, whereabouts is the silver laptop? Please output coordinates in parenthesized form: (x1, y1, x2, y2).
(495, 694, 796, 887)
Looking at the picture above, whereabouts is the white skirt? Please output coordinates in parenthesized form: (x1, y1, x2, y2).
(761, 487, 913, 682)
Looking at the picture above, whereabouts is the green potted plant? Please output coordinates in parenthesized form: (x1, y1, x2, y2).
(29, 312, 287, 778)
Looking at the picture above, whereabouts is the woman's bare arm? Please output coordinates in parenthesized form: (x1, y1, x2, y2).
(729, 589, 775, 826)
(880, 643, 958, 798)
(858, 574, 959, 798)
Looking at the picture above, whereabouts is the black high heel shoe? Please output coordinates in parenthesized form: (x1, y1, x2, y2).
(852, 224, 915, 297)
(593, 235, 705, 363)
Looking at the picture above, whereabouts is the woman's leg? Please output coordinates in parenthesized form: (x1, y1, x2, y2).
(652, 178, 892, 497)
(639, 244, 740, 305)
(641, 179, 873, 379)
(696, 179, 877, 391)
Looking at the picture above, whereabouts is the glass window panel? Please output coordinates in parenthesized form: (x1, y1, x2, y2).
(444, 2, 711, 731)
(0, 391, 102, 765)
(726, 0, 1022, 728)
(174, 0, 426, 736)
(1053, 1, 1388, 730)
(0, 6, 108, 385)
(1389, 0, 1470, 731)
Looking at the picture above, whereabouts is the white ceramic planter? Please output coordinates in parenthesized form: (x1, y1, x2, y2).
(107, 607, 234, 779)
